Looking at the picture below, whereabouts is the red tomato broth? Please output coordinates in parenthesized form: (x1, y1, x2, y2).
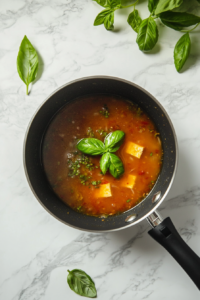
(42, 95, 163, 217)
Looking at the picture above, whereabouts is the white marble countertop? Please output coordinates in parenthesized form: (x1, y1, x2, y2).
(1, 0, 200, 299)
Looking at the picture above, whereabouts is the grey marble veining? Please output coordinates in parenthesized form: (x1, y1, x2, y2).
(1, 0, 200, 299)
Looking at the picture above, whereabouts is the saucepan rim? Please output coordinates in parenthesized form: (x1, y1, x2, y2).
(23, 75, 178, 232)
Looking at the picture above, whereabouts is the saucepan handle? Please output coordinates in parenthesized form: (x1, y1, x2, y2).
(147, 213, 200, 289)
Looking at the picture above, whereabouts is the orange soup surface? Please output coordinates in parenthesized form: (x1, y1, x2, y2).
(42, 95, 163, 217)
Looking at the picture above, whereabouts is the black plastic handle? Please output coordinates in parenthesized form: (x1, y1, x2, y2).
(148, 217, 200, 289)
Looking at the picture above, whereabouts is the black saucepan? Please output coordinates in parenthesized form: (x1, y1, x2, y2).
(24, 76, 200, 289)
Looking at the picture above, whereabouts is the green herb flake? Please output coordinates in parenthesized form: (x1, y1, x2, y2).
(97, 129, 108, 137)
(150, 152, 153, 156)
(87, 127, 95, 138)
(127, 199, 131, 203)
(137, 107, 143, 117)
(99, 104, 110, 118)
(79, 174, 90, 185)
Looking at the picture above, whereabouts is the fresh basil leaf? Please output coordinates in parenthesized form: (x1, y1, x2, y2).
(100, 153, 110, 174)
(155, 0, 183, 15)
(160, 12, 200, 31)
(160, 19, 182, 31)
(17, 35, 38, 95)
(77, 138, 105, 155)
(67, 269, 97, 298)
(174, 33, 191, 72)
(104, 11, 114, 30)
(93, 0, 109, 7)
(136, 17, 158, 51)
(104, 130, 125, 152)
(109, 153, 124, 178)
(148, 0, 159, 13)
(94, 8, 114, 30)
(127, 9, 142, 33)
(108, 0, 121, 8)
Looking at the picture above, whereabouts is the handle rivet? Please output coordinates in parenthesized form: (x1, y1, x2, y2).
(125, 214, 137, 223)
(152, 191, 161, 203)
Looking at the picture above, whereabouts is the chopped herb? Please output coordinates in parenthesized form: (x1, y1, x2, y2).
(97, 129, 108, 137)
(77, 206, 82, 211)
(68, 160, 81, 177)
(79, 174, 90, 185)
(67, 153, 99, 180)
(149, 180, 155, 189)
(91, 180, 101, 187)
(137, 107, 143, 117)
(127, 199, 131, 203)
(128, 103, 143, 117)
(100, 104, 110, 118)
(79, 154, 95, 171)
(87, 127, 95, 138)
(127, 102, 136, 111)
(150, 152, 153, 156)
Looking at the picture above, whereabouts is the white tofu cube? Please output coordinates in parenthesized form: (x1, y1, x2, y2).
(126, 141, 144, 159)
(121, 174, 136, 189)
(95, 183, 112, 198)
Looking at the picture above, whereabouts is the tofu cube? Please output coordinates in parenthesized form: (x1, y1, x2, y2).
(126, 141, 144, 159)
(95, 183, 112, 198)
(121, 174, 136, 189)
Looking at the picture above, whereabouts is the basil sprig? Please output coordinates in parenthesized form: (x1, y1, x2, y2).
(92, 0, 200, 72)
(17, 35, 39, 95)
(67, 269, 97, 298)
(77, 130, 125, 178)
